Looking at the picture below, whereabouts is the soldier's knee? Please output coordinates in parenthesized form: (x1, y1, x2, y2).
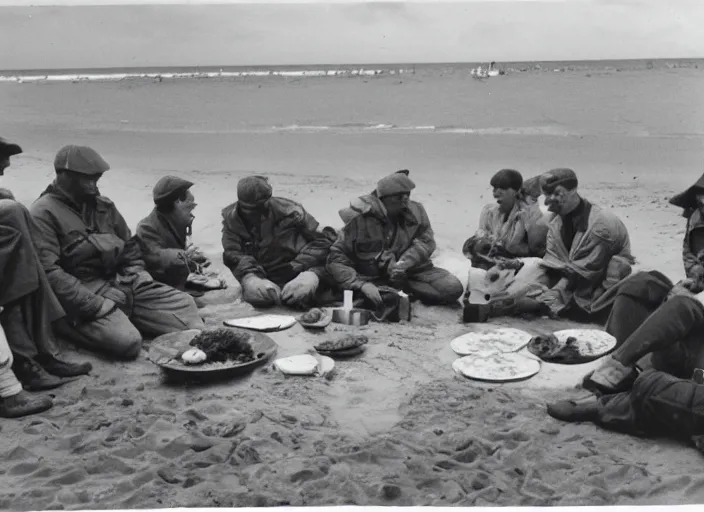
(443, 275, 465, 302)
(110, 327, 143, 360)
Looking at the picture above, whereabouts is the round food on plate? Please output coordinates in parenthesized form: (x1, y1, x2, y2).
(315, 334, 368, 353)
(450, 325, 532, 356)
(452, 352, 540, 382)
(189, 328, 254, 364)
(181, 348, 207, 365)
(300, 308, 325, 324)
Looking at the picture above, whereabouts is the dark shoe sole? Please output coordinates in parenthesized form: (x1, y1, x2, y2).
(23, 376, 78, 392)
(0, 393, 53, 418)
(43, 363, 93, 378)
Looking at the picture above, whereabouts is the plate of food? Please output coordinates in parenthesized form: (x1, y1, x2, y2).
(526, 329, 617, 365)
(450, 325, 533, 356)
(452, 352, 541, 383)
(298, 308, 332, 330)
(314, 334, 368, 358)
(223, 314, 297, 332)
(147, 327, 278, 380)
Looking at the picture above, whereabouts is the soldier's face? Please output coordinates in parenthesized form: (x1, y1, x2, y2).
(544, 185, 576, 215)
(60, 171, 101, 199)
(76, 174, 101, 198)
(381, 192, 410, 217)
(238, 200, 269, 220)
(174, 190, 196, 224)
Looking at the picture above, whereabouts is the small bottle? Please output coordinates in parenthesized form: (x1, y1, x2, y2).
(398, 291, 411, 321)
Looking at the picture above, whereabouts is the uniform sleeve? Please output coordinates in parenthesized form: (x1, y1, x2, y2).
(289, 207, 336, 278)
(397, 205, 436, 269)
(326, 221, 366, 291)
(221, 204, 265, 281)
(31, 209, 104, 321)
(135, 220, 189, 278)
(475, 204, 493, 239)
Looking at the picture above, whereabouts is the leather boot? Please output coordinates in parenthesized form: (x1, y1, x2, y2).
(547, 395, 600, 423)
(12, 356, 77, 391)
(0, 390, 53, 418)
(36, 354, 92, 378)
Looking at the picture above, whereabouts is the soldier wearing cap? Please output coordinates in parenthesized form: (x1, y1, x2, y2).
(29, 145, 205, 360)
(463, 169, 549, 270)
(221, 175, 337, 308)
(0, 138, 95, 418)
(464, 168, 634, 322)
(328, 170, 464, 308)
(135, 175, 213, 292)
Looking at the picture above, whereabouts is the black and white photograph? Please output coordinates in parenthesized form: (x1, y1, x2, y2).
(0, 0, 703, 508)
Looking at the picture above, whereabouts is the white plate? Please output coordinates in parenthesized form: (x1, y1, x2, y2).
(450, 325, 533, 356)
(452, 352, 541, 383)
(552, 329, 617, 357)
(274, 354, 335, 377)
(274, 355, 320, 375)
(224, 314, 298, 332)
(315, 355, 335, 376)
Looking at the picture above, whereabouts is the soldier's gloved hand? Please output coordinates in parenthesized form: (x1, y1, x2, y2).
(360, 282, 383, 308)
(388, 265, 408, 288)
(281, 271, 320, 307)
(241, 275, 282, 306)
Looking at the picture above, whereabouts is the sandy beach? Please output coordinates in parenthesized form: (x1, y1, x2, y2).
(1, 65, 704, 508)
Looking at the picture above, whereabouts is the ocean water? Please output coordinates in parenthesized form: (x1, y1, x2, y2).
(3, 62, 703, 140)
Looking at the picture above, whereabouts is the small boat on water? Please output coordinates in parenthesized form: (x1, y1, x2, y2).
(471, 61, 504, 79)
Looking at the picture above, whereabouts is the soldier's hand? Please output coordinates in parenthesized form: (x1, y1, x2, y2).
(360, 283, 383, 308)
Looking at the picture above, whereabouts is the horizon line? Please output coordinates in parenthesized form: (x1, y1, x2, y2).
(2, 57, 703, 73)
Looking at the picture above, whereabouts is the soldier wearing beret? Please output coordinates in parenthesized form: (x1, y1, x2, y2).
(0, 139, 94, 418)
(29, 145, 204, 360)
(135, 175, 223, 294)
(221, 176, 338, 308)
(329, 170, 464, 308)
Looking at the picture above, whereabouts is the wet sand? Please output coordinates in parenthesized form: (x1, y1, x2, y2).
(1, 66, 704, 508)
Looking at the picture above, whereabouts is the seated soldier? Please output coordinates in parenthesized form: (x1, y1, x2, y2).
(328, 170, 464, 309)
(464, 168, 634, 322)
(462, 169, 548, 270)
(547, 290, 704, 453)
(669, 172, 704, 285)
(0, 138, 92, 393)
(30, 145, 204, 360)
(135, 175, 225, 296)
(221, 176, 337, 309)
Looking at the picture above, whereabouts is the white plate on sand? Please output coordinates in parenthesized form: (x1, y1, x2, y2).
(552, 329, 617, 358)
(450, 326, 533, 356)
(224, 314, 297, 332)
(274, 354, 335, 376)
(452, 352, 541, 383)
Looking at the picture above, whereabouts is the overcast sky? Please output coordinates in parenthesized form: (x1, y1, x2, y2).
(0, 0, 701, 70)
